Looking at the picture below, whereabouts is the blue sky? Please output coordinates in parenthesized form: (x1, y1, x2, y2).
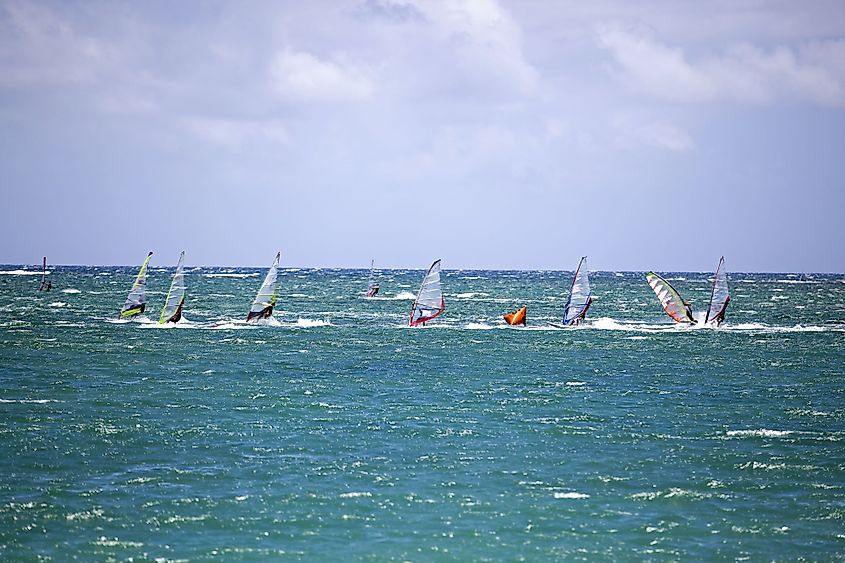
(1, 0, 844, 272)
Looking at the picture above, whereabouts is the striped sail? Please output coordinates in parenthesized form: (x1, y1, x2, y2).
(247, 252, 280, 321)
(563, 256, 592, 325)
(705, 256, 730, 325)
(159, 251, 186, 324)
(120, 251, 153, 318)
(410, 259, 444, 326)
(646, 271, 695, 323)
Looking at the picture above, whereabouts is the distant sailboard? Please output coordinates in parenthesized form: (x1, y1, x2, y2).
(704, 256, 730, 326)
(409, 259, 444, 327)
(366, 259, 380, 297)
(247, 252, 280, 322)
(120, 251, 153, 318)
(159, 251, 186, 324)
(504, 306, 527, 326)
(645, 271, 695, 324)
(562, 256, 592, 325)
(38, 256, 50, 291)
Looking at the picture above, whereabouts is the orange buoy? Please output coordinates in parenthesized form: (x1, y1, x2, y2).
(503, 306, 527, 326)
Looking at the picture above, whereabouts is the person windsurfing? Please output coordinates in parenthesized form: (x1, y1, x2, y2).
(684, 301, 694, 323)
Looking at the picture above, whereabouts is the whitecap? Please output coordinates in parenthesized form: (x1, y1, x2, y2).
(293, 318, 331, 328)
(0, 398, 60, 404)
(726, 429, 794, 438)
(0, 269, 45, 276)
(553, 492, 589, 499)
(61, 288, 81, 294)
(465, 322, 494, 330)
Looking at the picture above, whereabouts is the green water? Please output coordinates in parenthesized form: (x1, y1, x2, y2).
(1, 267, 843, 559)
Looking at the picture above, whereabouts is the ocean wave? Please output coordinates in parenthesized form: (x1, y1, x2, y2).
(293, 318, 331, 328)
(338, 491, 372, 498)
(0, 270, 44, 276)
(0, 398, 60, 404)
(726, 429, 794, 438)
(204, 273, 259, 278)
(368, 291, 416, 300)
(60, 288, 81, 294)
(553, 492, 589, 499)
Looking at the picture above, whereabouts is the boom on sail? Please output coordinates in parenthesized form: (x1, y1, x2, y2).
(409, 259, 444, 327)
(120, 251, 153, 318)
(159, 251, 186, 324)
(563, 256, 592, 325)
(645, 271, 695, 324)
(247, 252, 281, 322)
(704, 256, 730, 326)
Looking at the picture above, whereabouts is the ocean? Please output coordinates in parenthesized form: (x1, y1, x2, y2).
(1, 265, 843, 559)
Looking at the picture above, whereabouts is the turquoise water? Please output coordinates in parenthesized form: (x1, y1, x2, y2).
(1, 265, 844, 559)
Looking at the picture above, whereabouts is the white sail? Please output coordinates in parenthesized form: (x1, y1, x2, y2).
(563, 256, 592, 325)
(120, 251, 153, 318)
(247, 252, 280, 321)
(410, 259, 444, 326)
(705, 256, 730, 325)
(159, 251, 186, 324)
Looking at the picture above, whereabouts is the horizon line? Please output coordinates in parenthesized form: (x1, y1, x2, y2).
(2, 263, 843, 276)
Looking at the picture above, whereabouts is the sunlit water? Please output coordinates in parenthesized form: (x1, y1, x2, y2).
(1, 266, 843, 559)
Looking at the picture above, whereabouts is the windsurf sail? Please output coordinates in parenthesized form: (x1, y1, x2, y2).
(563, 256, 592, 325)
(38, 256, 49, 291)
(645, 271, 695, 323)
(705, 256, 730, 326)
(159, 251, 186, 324)
(409, 259, 444, 326)
(247, 252, 280, 321)
(120, 251, 153, 318)
(366, 259, 379, 297)
(504, 306, 527, 326)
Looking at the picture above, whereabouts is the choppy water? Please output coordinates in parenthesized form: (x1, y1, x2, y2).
(1, 265, 844, 559)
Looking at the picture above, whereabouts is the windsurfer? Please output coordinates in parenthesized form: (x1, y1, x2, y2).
(684, 301, 694, 323)
(572, 297, 593, 325)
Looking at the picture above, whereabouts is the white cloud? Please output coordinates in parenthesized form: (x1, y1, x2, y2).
(183, 117, 289, 148)
(269, 49, 374, 103)
(597, 23, 845, 106)
(415, 0, 539, 97)
(612, 114, 694, 152)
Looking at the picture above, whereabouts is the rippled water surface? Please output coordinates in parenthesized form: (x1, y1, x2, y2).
(1, 265, 844, 559)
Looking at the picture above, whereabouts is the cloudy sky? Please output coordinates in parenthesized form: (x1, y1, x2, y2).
(1, 0, 843, 271)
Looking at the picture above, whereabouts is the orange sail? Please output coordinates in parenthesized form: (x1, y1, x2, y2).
(503, 306, 527, 326)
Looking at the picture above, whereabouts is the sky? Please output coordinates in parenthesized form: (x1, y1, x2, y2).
(1, 0, 844, 272)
